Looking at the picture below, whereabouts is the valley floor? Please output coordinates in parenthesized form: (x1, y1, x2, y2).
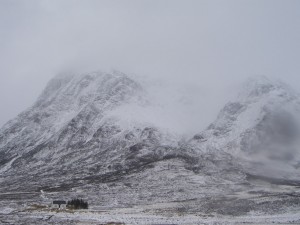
(1, 204, 300, 225)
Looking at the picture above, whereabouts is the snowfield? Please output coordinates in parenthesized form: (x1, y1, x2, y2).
(1, 202, 300, 225)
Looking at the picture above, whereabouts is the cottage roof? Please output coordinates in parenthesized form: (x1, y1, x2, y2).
(53, 200, 66, 204)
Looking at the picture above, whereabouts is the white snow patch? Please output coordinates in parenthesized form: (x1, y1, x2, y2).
(0, 155, 19, 174)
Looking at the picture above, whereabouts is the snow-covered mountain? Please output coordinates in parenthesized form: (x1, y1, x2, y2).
(191, 76, 300, 179)
(0, 71, 195, 194)
(1, 72, 300, 217)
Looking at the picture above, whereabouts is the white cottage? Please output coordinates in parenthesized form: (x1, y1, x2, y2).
(52, 200, 67, 209)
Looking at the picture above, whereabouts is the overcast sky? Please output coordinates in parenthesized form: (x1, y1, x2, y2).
(1, 0, 300, 132)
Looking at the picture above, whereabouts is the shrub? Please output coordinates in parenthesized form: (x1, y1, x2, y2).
(67, 198, 88, 209)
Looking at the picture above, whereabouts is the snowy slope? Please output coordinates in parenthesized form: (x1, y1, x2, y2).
(191, 76, 300, 179)
(0, 71, 196, 194)
(1, 73, 300, 218)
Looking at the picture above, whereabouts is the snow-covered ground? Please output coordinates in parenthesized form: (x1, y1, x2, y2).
(1, 204, 300, 225)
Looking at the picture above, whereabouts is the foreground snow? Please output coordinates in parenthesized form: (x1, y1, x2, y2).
(1, 205, 300, 225)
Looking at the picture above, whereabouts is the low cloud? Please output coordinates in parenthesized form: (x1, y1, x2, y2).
(1, 0, 300, 129)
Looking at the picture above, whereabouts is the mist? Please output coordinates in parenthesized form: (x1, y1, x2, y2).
(1, 0, 300, 133)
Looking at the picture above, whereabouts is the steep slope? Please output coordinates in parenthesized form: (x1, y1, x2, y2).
(191, 76, 300, 179)
(0, 71, 140, 155)
(0, 71, 207, 195)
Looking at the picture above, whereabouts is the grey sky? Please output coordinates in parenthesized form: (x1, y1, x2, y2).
(1, 0, 300, 131)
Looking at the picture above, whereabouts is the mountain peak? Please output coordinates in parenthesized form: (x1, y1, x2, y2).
(37, 72, 75, 102)
(192, 75, 300, 168)
(237, 75, 296, 102)
(35, 70, 141, 110)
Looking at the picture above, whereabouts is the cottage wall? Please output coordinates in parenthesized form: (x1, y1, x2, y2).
(52, 203, 67, 209)
(52, 202, 67, 209)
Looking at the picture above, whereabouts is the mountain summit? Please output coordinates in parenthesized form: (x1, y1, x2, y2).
(0, 71, 185, 195)
(192, 76, 300, 179)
